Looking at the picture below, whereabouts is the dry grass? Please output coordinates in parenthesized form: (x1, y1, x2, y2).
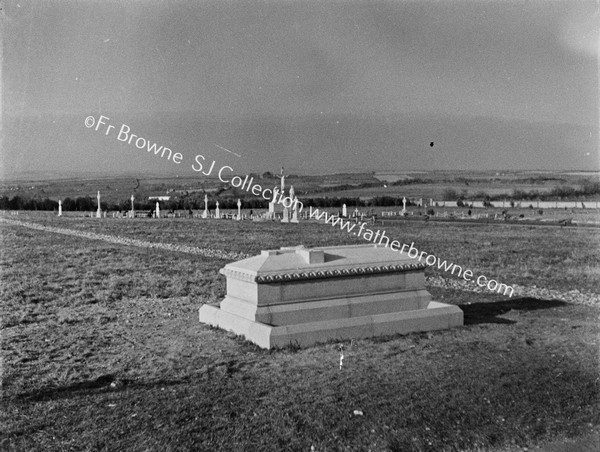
(1, 213, 599, 451)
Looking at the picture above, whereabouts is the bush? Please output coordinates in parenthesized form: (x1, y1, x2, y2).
(443, 189, 458, 201)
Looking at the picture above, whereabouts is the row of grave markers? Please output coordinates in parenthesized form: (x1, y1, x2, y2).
(56, 188, 390, 222)
(58, 190, 594, 220)
(57, 192, 299, 221)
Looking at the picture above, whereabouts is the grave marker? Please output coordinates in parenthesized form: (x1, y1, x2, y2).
(96, 191, 102, 218)
(202, 194, 208, 219)
(199, 244, 463, 349)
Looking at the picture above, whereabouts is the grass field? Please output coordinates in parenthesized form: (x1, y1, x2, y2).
(2, 170, 599, 207)
(1, 213, 599, 451)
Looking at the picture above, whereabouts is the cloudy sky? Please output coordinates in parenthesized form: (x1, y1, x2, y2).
(3, 0, 599, 177)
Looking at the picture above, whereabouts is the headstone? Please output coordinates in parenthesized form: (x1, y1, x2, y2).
(202, 194, 208, 219)
(155, 202, 160, 218)
(270, 187, 279, 212)
(237, 199, 241, 220)
(199, 244, 463, 349)
(266, 186, 279, 219)
(281, 204, 290, 223)
(291, 197, 299, 223)
(281, 186, 293, 223)
(96, 191, 102, 218)
(215, 201, 220, 219)
(342, 204, 347, 217)
(58, 200, 62, 216)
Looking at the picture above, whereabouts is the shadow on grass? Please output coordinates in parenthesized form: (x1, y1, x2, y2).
(459, 297, 567, 325)
(15, 374, 188, 403)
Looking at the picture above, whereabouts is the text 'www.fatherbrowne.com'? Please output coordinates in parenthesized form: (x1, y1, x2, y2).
(308, 207, 514, 297)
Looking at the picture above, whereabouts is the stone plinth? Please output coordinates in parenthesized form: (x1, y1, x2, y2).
(199, 244, 463, 348)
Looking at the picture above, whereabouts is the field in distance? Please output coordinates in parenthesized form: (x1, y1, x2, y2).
(1, 170, 599, 206)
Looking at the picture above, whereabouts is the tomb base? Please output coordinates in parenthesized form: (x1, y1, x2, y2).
(199, 301, 462, 349)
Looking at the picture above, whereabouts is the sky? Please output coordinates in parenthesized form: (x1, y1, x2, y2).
(3, 0, 599, 178)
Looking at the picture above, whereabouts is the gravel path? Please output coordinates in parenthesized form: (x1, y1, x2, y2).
(426, 275, 600, 306)
(3, 218, 598, 306)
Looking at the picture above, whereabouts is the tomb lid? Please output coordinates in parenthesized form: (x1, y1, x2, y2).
(220, 244, 426, 283)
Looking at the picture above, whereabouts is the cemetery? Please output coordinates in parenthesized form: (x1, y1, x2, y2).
(1, 202, 598, 451)
(4, 0, 599, 448)
(1, 135, 599, 452)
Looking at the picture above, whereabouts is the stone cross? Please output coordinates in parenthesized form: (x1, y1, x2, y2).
(130, 194, 135, 218)
(402, 197, 407, 214)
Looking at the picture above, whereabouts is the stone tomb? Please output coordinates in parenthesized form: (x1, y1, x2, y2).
(198, 244, 463, 348)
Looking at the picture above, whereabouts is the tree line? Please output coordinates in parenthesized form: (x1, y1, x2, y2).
(0, 195, 418, 211)
(443, 182, 600, 202)
(2, 182, 598, 211)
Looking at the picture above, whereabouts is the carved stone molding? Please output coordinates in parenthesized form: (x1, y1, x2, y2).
(220, 262, 427, 284)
